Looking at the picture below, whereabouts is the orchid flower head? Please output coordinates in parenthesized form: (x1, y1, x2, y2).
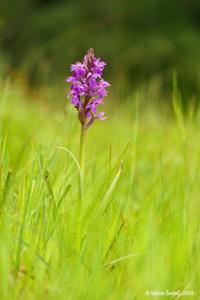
(66, 48, 110, 129)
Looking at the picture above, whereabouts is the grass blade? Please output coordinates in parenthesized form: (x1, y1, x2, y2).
(98, 162, 123, 215)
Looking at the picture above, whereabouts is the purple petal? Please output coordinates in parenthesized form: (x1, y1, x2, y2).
(97, 112, 107, 120)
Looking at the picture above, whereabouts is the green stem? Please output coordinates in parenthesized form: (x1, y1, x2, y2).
(76, 125, 86, 253)
(79, 125, 86, 174)
(79, 125, 85, 203)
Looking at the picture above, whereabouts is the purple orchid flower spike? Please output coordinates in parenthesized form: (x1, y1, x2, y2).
(66, 48, 110, 129)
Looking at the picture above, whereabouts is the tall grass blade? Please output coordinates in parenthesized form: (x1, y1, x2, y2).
(98, 162, 123, 215)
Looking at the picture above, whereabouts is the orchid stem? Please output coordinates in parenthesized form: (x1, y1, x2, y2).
(79, 125, 86, 202)
(76, 125, 86, 253)
(79, 125, 86, 175)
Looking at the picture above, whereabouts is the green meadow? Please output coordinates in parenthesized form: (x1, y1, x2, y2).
(0, 81, 199, 299)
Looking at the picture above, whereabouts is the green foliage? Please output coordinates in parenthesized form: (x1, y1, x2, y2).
(1, 0, 200, 98)
(0, 82, 199, 299)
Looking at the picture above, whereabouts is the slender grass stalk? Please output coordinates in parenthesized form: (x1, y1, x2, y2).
(0, 170, 12, 210)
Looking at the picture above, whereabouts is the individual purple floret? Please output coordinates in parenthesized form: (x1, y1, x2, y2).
(66, 48, 110, 129)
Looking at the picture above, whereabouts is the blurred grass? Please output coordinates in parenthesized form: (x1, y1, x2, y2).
(0, 80, 199, 299)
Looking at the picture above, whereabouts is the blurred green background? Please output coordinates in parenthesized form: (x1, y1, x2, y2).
(0, 0, 200, 102)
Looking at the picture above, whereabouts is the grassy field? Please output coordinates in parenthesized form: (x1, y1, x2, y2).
(0, 81, 199, 299)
